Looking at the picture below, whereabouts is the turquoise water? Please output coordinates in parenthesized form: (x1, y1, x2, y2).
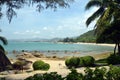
(3, 41, 114, 54)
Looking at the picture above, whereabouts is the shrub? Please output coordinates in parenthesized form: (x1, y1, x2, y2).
(25, 66, 120, 80)
(83, 67, 107, 80)
(65, 57, 80, 68)
(79, 56, 95, 67)
(33, 60, 50, 70)
(107, 54, 120, 64)
(66, 68, 83, 80)
(106, 66, 120, 80)
(25, 74, 43, 80)
(43, 72, 63, 80)
(65, 58, 70, 67)
(0, 77, 5, 80)
(42, 63, 50, 70)
(79, 57, 84, 66)
(25, 72, 64, 80)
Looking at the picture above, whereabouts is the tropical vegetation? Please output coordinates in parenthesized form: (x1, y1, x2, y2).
(85, 0, 120, 54)
(61, 30, 96, 43)
(65, 56, 95, 68)
(25, 66, 120, 80)
(33, 60, 50, 71)
(0, 0, 73, 72)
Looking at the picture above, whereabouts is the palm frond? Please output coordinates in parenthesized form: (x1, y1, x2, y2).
(95, 6, 113, 35)
(85, 0, 102, 10)
(0, 36, 8, 45)
(86, 7, 104, 26)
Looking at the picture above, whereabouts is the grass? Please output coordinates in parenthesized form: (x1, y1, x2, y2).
(95, 58, 108, 63)
(95, 58, 108, 66)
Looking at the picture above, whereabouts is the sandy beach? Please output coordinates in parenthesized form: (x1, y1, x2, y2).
(0, 58, 85, 80)
(74, 42, 115, 47)
(0, 51, 111, 80)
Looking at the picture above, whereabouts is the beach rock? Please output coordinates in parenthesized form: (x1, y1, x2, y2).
(16, 52, 35, 58)
(13, 59, 32, 70)
(32, 52, 44, 58)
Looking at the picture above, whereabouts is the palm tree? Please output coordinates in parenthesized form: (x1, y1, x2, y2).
(85, 0, 120, 54)
(0, 35, 11, 72)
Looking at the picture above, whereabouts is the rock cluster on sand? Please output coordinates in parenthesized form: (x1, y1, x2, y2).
(16, 52, 35, 58)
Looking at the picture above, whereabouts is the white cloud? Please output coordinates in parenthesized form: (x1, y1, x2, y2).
(56, 26, 63, 30)
(43, 27, 48, 30)
(34, 31, 40, 34)
(14, 31, 25, 35)
(13, 30, 41, 35)
(25, 30, 30, 33)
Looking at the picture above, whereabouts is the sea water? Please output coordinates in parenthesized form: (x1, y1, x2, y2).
(3, 41, 114, 58)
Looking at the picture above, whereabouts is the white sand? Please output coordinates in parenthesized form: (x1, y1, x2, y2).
(0, 58, 86, 80)
(0, 50, 111, 80)
(75, 42, 115, 47)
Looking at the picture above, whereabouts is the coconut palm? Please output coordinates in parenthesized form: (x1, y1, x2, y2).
(85, 0, 120, 54)
(85, 0, 111, 26)
(0, 35, 11, 72)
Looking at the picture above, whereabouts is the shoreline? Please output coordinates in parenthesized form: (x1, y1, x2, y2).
(58, 42, 115, 47)
(1, 52, 112, 80)
(75, 42, 115, 47)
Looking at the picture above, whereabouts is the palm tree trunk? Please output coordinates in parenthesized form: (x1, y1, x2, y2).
(118, 43, 120, 55)
(114, 44, 117, 55)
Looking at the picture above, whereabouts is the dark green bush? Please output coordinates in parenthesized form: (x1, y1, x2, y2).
(65, 57, 80, 68)
(84, 67, 107, 80)
(43, 72, 63, 80)
(79, 56, 95, 67)
(106, 66, 120, 80)
(79, 57, 84, 66)
(42, 63, 50, 70)
(66, 68, 83, 80)
(25, 72, 64, 80)
(65, 58, 70, 67)
(25, 74, 43, 80)
(25, 66, 120, 80)
(0, 77, 5, 80)
(107, 54, 120, 64)
(33, 60, 50, 70)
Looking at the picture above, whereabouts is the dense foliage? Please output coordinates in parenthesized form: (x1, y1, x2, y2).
(25, 66, 120, 80)
(33, 60, 50, 71)
(85, 0, 120, 54)
(80, 56, 95, 67)
(65, 57, 80, 68)
(25, 72, 63, 80)
(75, 30, 96, 43)
(61, 30, 96, 43)
(65, 56, 95, 68)
(66, 69, 83, 80)
(107, 54, 120, 65)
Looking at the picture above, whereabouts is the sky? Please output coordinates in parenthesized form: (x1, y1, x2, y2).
(0, 0, 98, 40)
